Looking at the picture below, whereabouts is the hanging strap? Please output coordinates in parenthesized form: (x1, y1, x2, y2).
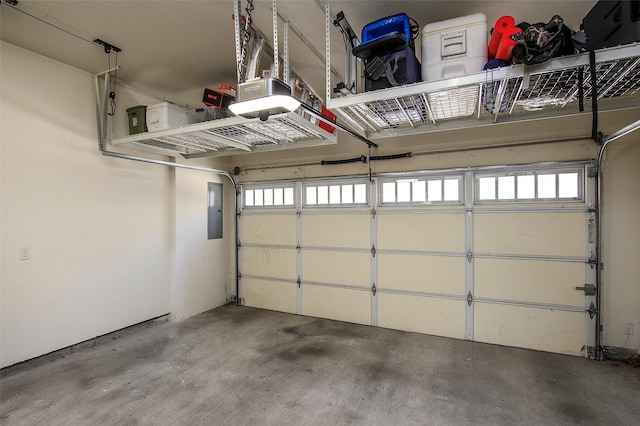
(384, 51, 403, 86)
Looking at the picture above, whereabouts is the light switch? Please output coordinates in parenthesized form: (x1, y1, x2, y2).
(20, 247, 30, 260)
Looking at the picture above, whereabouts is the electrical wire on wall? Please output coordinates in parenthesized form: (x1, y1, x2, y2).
(1, 1, 122, 120)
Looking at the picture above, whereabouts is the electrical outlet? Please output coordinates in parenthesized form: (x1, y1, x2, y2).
(624, 323, 634, 335)
(20, 247, 30, 260)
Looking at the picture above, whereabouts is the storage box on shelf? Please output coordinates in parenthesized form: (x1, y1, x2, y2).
(126, 105, 148, 134)
(146, 102, 188, 132)
(583, 0, 640, 50)
(186, 107, 229, 124)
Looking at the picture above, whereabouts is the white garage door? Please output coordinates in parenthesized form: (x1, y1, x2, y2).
(238, 161, 597, 357)
(239, 185, 298, 313)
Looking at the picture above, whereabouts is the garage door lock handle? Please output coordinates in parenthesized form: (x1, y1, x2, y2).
(575, 284, 596, 296)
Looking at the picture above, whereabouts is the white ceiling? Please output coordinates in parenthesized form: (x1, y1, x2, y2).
(1, 0, 597, 108)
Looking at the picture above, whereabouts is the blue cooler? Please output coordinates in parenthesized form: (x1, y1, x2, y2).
(354, 13, 417, 58)
(362, 13, 415, 50)
(353, 14, 421, 91)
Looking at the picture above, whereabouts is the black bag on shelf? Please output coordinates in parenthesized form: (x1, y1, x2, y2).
(510, 15, 577, 65)
(363, 44, 422, 92)
(582, 0, 640, 50)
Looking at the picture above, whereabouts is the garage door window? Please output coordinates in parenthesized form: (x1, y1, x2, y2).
(305, 183, 368, 206)
(477, 170, 582, 202)
(381, 176, 462, 205)
(244, 186, 295, 208)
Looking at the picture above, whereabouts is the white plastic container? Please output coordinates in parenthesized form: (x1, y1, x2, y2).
(421, 13, 488, 82)
(146, 102, 188, 132)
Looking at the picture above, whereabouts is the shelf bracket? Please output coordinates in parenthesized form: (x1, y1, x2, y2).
(93, 38, 121, 54)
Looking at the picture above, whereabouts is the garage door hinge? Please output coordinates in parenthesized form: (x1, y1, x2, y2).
(371, 244, 377, 257)
(296, 244, 301, 253)
(297, 277, 301, 288)
(237, 241, 242, 248)
(237, 273, 242, 279)
(297, 210, 302, 217)
(588, 252, 598, 269)
(372, 283, 377, 296)
(587, 301, 597, 319)
(466, 291, 473, 306)
(466, 251, 473, 263)
(371, 209, 377, 219)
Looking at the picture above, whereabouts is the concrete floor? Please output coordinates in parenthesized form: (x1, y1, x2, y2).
(1, 305, 639, 425)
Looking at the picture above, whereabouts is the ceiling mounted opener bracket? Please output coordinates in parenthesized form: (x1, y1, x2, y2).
(94, 38, 121, 54)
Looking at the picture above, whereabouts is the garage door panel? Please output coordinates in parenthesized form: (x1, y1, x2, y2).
(474, 303, 584, 356)
(378, 254, 465, 295)
(475, 212, 585, 257)
(242, 278, 297, 314)
(242, 215, 296, 245)
(475, 258, 584, 306)
(302, 214, 370, 248)
(242, 247, 297, 280)
(302, 286, 370, 325)
(378, 293, 465, 339)
(302, 251, 370, 287)
(378, 214, 465, 252)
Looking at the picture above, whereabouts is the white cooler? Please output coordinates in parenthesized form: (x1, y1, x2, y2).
(422, 13, 488, 82)
(146, 102, 188, 132)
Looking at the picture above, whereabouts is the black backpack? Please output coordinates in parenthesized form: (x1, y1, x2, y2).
(511, 15, 577, 65)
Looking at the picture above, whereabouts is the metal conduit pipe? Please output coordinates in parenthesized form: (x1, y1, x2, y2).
(596, 119, 640, 359)
(100, 151, 236, 182)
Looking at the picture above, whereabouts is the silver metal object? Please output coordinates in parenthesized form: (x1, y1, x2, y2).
(575, 284, 596, 296)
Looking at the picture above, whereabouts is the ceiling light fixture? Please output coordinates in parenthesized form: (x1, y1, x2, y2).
(228, 77, 301, 121)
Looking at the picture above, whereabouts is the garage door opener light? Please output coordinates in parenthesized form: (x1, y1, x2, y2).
(228, 78, 301, 121)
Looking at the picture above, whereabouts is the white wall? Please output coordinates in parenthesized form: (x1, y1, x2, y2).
(172, 167, 235, 320)
(1, 42, 233, 368)
(602, 136, 640, 353)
